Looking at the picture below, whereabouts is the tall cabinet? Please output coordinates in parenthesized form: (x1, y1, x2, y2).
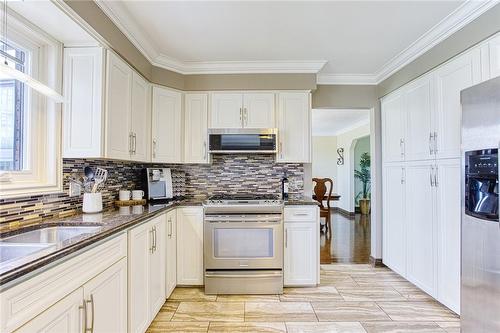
(381, 43, 485, 314)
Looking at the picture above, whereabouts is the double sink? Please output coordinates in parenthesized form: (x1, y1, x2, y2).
(0, 226, 102, 265)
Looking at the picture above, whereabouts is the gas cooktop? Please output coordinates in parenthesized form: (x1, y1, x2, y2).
(205, 193, 282, 206)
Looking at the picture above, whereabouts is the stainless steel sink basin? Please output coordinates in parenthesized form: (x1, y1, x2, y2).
(0, 226, 102, 244)
(0, 243, 55, 264)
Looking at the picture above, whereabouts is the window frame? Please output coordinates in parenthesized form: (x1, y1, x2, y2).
(0, 9, 62, 198)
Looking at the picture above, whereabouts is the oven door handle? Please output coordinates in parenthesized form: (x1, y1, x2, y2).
(204, 216, 282, 223)
(205, 272, 282, 279)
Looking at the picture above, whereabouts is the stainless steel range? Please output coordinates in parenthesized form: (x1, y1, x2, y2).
(203, 194, 284, 294)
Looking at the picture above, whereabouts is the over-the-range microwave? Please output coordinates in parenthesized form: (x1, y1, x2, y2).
(208, 128, 277, 154)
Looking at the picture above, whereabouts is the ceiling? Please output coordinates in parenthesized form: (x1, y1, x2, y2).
(312, 109, 370, 136)
(97, 1, 494, 83)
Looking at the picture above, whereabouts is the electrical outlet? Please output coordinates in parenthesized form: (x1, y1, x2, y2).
(69, 182, 82, 197)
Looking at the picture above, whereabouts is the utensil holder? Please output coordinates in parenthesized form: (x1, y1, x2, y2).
(82, 192, 103, 213)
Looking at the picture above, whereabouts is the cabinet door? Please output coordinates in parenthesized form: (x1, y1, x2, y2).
(404, 75, 434, 161)
(128, 221, 151, 333)
(210, 93, 243, 128)
(152, 87, 182, 163)
(277, 92, 311, 163)
(105, 51, 132, 160)
(243, 93, 275, 128)
(435, 49, 481, 159)
(166, 210, 177, 298)
(284, 222, 317, 286)
(382, 164, 406, 277)
(184, 94, 209, 164)
(149, 215, 166, 316)
(83, 258, 127, 333)
(15, 288, 83, 333)
(405, 162, 437, 297)
(130, 72, 151, 162)
(381, 92, 405, 163)
(436, 159, 461, 314)
(177, 207, 204, 285)
(63, 47, 104, 158)
(489, 34, 500, 79)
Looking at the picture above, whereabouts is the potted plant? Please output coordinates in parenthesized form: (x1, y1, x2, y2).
(354, 152, 371, 215)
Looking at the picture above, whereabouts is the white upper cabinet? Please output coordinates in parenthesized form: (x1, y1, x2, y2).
(152, 87, 183, 163)
(486, 34, 500, 79)
(210, 92, 275, 129)
(404, 74, 434, 161)
(105, 51, 133, 161)
(184, 94, 209, 164)
(276, 92, 311, 163)
(242, 93, 275, 128)
(210, 93, 243, 128)
(434, 49, 480, 159)
(130, 72, 151, 162)
(63, 47, 104, 158)
(381, 91, 405, 163)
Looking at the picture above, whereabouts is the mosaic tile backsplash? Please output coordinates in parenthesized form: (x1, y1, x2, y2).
(0, 155, 304, 228)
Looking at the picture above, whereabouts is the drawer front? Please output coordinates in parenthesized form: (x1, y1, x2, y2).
(1, 233, 127, 333)
(284, 206, 318, 222)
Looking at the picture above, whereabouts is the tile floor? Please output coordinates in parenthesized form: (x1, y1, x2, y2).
(147, 264, 459, 333)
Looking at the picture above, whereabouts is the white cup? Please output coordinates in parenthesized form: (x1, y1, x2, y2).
(119, 190, 131, 201)
(132, 190, 144, 200)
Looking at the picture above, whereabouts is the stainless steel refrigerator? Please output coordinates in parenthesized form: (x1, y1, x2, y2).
(461, 76, 500, 332)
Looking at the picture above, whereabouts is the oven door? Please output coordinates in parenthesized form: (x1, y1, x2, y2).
(204, 214, 283, 270)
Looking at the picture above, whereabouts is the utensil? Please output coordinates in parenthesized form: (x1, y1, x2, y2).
(84, 166, 95, 181)
(92, 168, 107, 193)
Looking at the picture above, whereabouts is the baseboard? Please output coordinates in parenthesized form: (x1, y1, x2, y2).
(333, 207, 355, 217)
(369, 256, 385, 268)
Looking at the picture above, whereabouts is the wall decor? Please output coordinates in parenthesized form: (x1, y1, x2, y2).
(337, 148, 344, 165)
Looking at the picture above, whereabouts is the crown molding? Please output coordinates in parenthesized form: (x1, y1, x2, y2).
(373, 0, 498, 83)
(96, 0, 497, 81)
(316, 74, 377, 85)
(318, 0, 499, 85)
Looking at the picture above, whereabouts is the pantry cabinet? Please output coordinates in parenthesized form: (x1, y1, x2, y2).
(283, 206, 319, 286)
(382, 165, 407, 277)
(165, 210, 177, 298)
(210, 92, 275, 129)
(184, 94, 209, 164)
(176, 207, 204, 285)
(152, 87, 183, 163)
(381, 92, 405, 163)
(276, 92, 311, 163)
(128, 215, 166, 333)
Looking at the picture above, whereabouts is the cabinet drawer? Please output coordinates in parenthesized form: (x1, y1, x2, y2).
(1, 233, 127, 333)
(284, 207, 317, 222)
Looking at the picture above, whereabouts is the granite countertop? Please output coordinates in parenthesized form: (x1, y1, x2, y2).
(0, 195, 316, 286)
(0, 198, 203, 286)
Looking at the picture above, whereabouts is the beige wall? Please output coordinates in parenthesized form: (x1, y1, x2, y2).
(312, 85, 378, 109)
(312, 136, 338, 185)
(378, 3, 500, 97)
(183, 73, 316, 91)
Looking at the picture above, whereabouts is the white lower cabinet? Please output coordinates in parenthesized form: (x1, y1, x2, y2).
(283, 206, 319, 286)
(165, 210, 177, 298)
(15, 288, 83, 333)
(405, 162, 437, 297)
(176, 207, 204, 285)
(128, 215, 166, 333)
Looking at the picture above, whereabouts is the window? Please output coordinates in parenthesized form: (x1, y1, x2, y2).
(0, 10, 62, 197)
(0, 43, 26, 171)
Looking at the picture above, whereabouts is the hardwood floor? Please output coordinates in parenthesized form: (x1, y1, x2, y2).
(147, 264, 459, 333)
(320, 212, 371, 264)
